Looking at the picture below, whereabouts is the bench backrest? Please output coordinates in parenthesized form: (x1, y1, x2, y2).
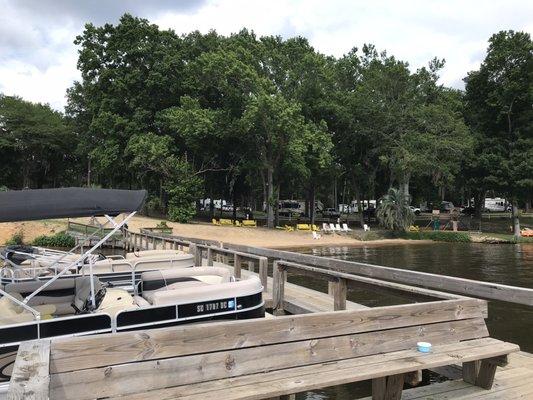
(44, 298, 488, 399)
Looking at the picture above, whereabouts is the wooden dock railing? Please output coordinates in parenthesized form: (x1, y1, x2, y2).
(195, 243, 269, 292)
(271, 260, 467, 315)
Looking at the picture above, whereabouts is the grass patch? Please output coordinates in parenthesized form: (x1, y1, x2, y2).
(5, 230, 24, 245)
(480, 233, 533, 244)
(404, 231, 471, 243)
(354, 231, 384, 241)
(32, 232, 75, 248)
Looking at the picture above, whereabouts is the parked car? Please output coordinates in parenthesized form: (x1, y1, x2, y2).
(461, 206, 476, 215)
(222, 204, 234, 212)
(322, 208, 341, 218)
(409, 206, 421, 215)
(362, 206, 376, 221)
(439, 201, 455, 213)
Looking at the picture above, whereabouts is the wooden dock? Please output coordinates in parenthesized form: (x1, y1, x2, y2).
(8, 227, 532, 399)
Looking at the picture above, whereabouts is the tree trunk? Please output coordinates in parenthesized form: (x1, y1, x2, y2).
(474, 190, 485, 219)
(87, 157, 91, 187)
(232, 190, 237, 223)
(512, 201, 521, 237)
(274, 183, 280, 227)
(526, 197, 532, 213)
(266, 167, 274, 228)
(310, 184, 316, 225)
(356, 189, 364, 228)
(399, 173, 410, 202)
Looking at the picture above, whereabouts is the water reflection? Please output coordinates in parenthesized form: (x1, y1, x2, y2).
(300, 243, 533, 352)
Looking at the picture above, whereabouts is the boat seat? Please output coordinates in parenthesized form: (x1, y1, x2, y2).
(73, 276, 104, 312)
(149, 275, 262, 306)
(141, 267, 233, 304)
(5, 278, 77, 315)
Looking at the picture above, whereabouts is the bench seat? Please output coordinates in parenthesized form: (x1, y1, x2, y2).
(109, 338, 518, 400)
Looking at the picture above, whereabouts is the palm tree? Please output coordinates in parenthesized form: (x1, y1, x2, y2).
(377, 188, 414, 231)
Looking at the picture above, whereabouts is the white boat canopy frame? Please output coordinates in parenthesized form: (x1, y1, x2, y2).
(0, 188, 147, 320)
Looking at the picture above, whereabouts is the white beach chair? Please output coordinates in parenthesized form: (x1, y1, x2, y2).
(342, 223, 352, 232)
(312, 231, 322, 240)
(322, 223, 332, 234)
(363, 224, 371, 232)
(335, 223, 343, 232)
(330, 223, 339, 233)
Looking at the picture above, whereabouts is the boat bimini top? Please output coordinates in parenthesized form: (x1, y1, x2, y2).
(0, 187, 146, 223)
(0, 187, 147, 321)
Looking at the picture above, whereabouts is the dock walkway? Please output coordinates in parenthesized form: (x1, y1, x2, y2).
(364, 351, 533, 399)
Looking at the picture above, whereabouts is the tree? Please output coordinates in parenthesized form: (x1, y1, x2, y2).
(241, 93, 310, 228)
(0, 95, 75, 188)
(464, 31, 533, 236)
(377, 188, 414, 231)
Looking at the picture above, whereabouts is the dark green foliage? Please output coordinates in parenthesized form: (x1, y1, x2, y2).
(405, 231, 471, 243)
(0, 95, 75, 188)
(32, 232, 76, 248)
(377, 188, 414, 231)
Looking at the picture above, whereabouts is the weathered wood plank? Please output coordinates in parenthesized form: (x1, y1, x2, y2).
(8, 340, 50, 400)
(332, 277, 347, 311)
(227, 244, 533, 305)
(103, 338, 518, 400)
(50, 298, 486, 373)
(49, 318, 489, 399)
(475, 356, 508, 390)
(463, 360, 481, 384)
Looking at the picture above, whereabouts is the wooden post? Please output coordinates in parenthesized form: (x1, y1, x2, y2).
(259, 257, 268, 293)
(247, 260, 255, 272)
(328, 281, 334, 296)
(463, 360, 480, 384)
(207, 248, 214, 266)
(332, 277, 347, 311)
(8, 339, 51, 400)
(372, 374, 404, 400)
(234, 254, 242, 278)
(272, 261, 286, 315)
(189, 244, 200, 266)
(475, 355, 508, 389)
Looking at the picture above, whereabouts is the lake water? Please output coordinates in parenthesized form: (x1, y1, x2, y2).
(293, 242, 533, 399)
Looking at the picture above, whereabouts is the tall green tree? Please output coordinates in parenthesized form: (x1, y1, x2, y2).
(0, 95, 75, 188)
(464, 30, 533, 235)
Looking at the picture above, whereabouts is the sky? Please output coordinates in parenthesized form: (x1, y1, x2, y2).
(1, 0, 532, 111)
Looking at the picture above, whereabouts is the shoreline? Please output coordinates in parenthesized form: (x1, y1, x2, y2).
(1, 215, 531, 248)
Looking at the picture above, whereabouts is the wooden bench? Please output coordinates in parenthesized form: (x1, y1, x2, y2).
(8, 298, 518, 400)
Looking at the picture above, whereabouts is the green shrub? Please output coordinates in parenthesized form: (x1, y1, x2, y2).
(5, 230, 24, 245)
(358, 231, 383, 241)
(404, 231, 471, 243)
(32, 232, 75, 248)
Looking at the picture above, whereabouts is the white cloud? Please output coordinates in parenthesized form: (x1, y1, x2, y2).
(1, 0, 532, 110)
(0, 54, 79, 110)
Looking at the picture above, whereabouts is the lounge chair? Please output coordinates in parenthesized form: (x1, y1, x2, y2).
(342, 223, 352, 232)
(330, 223, 339, 233)
(296, 224, 311, 231)
(242, 220, 257, 227)
(335, 223, 343, 232)
(212, 218, 220, 226)
(312, 231, 322, 240)
(322, 223, 332, 234)
(364, 224, 371, 232)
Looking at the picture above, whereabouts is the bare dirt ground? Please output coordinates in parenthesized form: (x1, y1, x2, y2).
(0, 219, 67, 245)
(0, 215, 425, 248)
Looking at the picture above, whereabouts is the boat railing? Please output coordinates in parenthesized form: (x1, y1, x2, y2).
(193, 244, 268, 292)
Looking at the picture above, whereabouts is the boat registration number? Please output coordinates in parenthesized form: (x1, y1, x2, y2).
(178, 298, 236, 318)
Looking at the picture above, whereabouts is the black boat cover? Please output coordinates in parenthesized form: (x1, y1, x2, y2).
(0, 188, 147, 222)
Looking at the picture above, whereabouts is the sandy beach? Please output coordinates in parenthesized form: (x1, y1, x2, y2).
(0, 214, 424, 248)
